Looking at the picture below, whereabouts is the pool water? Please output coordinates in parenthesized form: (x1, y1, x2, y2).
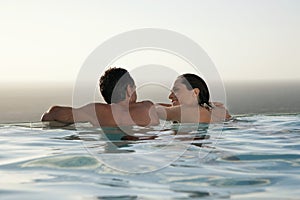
(0, 114, 300, 199)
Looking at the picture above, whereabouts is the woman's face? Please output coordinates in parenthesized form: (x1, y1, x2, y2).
(169, 78, 199, 106)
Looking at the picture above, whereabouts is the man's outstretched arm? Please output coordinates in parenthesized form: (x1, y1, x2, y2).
(41, 104, 95, 124)
(41, 106, 75, 123)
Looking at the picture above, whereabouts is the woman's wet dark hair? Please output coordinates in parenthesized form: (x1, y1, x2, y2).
(179, 74, 211, 108)
(99, 67, 135, 104)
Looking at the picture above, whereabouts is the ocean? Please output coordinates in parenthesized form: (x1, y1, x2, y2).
(1, 81, 300, 122)
(0, 81, 300, 199)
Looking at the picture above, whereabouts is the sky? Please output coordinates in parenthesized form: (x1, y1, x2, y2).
(0, 0, 299, 83)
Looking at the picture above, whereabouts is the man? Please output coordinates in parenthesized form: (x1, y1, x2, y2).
(41, 67, 159, 127)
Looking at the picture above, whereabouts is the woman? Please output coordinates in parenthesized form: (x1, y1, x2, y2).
(156, 74, 231, 123)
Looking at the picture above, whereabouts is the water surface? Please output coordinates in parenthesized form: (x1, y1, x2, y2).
(0, 114, 299, 199)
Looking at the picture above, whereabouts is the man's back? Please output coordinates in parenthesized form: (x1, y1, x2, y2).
(42, 101, 159, 127)
(91, 101, 159, 127)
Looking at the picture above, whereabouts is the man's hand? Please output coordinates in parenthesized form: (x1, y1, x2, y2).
(41, 106, 74, 123)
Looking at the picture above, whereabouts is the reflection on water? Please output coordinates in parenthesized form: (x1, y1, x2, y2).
(72, 122, 214, 173)
(0, 114, 300, 199)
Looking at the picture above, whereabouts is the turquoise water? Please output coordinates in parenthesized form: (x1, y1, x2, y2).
(1, 114, 300, 199)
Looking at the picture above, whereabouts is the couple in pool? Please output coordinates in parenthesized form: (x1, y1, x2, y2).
(41, 67, 231, 126)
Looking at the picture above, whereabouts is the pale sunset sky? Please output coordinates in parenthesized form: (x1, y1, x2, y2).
(0, 0, 299, 83)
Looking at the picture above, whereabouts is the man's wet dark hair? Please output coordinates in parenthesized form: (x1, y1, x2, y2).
(179, 74, 211, 108)
(100, 67, 135, 104)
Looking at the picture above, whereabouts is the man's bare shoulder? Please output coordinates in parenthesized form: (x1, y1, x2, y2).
(92, 102, 110, 107)
(74, 102, 108, 111)
(138, 100, 154, 107)
(89, 103, 112, 114)
(132, 101, 156, 112)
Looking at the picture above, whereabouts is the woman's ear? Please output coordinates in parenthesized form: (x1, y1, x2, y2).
(193, 88, 200, 97)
